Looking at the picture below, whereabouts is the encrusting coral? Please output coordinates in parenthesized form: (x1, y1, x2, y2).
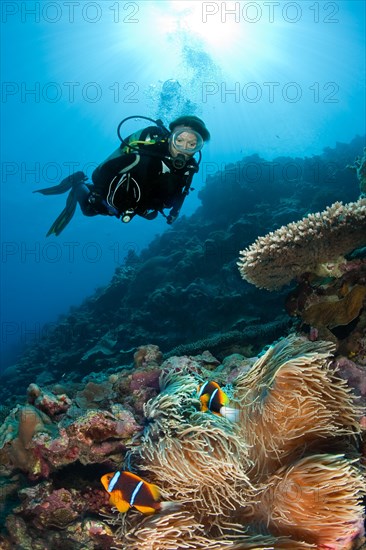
(237, 197, 366, 290)
(301, 284, 366, 330)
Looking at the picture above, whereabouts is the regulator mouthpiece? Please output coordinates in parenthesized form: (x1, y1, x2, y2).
(171, 154, 187, 169)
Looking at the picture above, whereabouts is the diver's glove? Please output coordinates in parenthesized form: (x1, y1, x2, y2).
(166, 208, 180, 224)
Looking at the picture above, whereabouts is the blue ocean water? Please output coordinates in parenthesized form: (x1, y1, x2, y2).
(1, 0, 365, 370)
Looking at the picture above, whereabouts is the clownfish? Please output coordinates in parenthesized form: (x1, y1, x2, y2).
(197, 381, 239, 422)
(101, 470, 177, 515)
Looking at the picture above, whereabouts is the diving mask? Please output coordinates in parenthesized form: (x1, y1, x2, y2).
(171, 128, 204, 155)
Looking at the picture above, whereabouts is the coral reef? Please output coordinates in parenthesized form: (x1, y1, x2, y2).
(1, 138, 364, 405)
(0, 399, 140, 479)
(111, 335, 365, 549)
(348, 147, 366, 194)
(0, 138, 365, 547)
(284, 254, 366, 357)
(0, 404, 54, 478)
(238, 197, 366, 291)
(27, 383, 72, 418)
(0, 336, 364, 548)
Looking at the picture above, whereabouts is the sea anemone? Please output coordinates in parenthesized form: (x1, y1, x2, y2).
(257, 454, 365, 548)
(234, 335, 361, 478)
(112, 335, 365, 548)
(134, 371, 255, 518)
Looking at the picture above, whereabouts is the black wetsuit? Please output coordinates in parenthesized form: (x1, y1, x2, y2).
(80, 126, 199, 223)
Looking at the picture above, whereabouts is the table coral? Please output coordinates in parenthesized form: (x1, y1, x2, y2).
(238, 198, 366, 290)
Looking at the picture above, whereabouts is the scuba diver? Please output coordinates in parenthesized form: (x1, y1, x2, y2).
(34, 115, 210, 236)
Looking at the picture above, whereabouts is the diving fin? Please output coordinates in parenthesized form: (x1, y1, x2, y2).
(34, 171, 87, 195)
(46, 189, 78, 237)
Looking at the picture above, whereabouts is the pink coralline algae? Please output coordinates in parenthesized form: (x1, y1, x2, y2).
(32, 408, 141, 471)
(5, 512, 117, 549)
(16, 484, 84, 529)
(335, 356, 366, 397)
(0, 398, 141, 478)
(133, 344, 163, 368)
(130, 369, 161, 392)
(14, 482, 110, 533)
(27, 383, 72, 418)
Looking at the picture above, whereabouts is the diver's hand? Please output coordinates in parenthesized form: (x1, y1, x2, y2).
(166, 214, 175, 225)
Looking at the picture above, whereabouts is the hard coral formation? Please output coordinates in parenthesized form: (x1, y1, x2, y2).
(286, 257, 366, 353)
(27, 382, 72, 417)
(133, 344, 163, 368)
(2, 139, 364, 404)
(302, 284, 366, 329)
(348, 147, 366, 194)
(0, 399, 140, 478)
(0, 405, 53, 477)
(17, 483, 83, 529)
(238, 197, 366, 290)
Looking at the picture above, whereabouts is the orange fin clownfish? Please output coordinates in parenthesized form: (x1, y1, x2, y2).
(197, 381, 239, 422)
(101, 470, 177, 515)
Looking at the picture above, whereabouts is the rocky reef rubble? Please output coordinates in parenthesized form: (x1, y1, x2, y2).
(0, 344, 238, 548)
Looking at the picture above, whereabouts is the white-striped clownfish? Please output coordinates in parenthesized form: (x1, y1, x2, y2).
(101, 470, 178, 515)
(197, 381, 239, 422)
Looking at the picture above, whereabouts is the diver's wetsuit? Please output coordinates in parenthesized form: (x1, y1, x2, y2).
(34, 125, 200, 236)
(78, 126, 199, 223)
